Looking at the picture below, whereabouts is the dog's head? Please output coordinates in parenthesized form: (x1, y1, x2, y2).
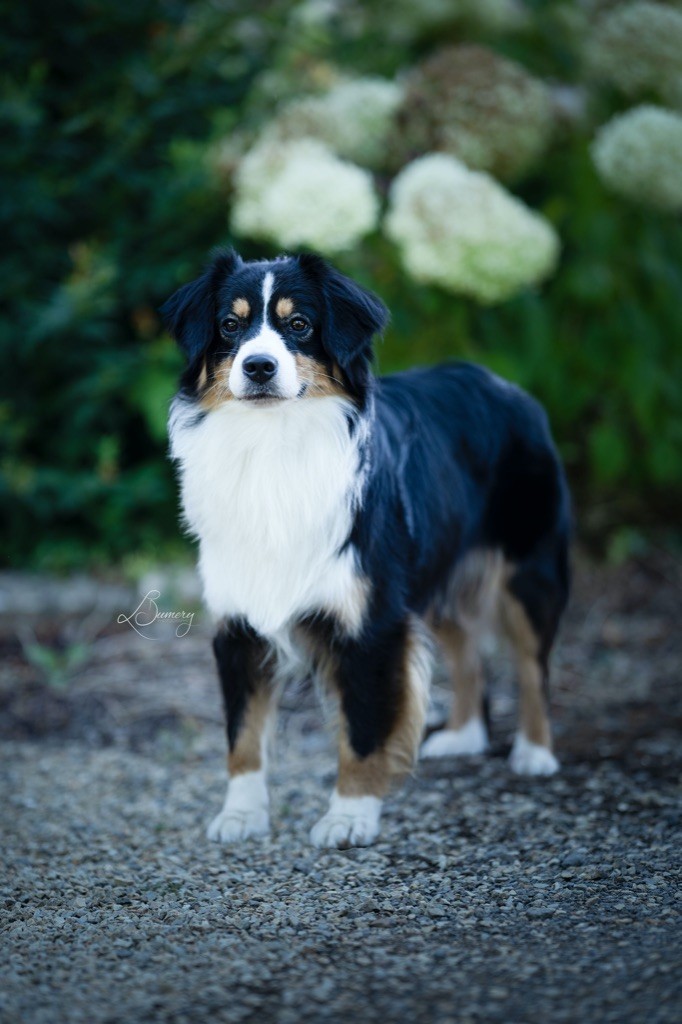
(161, 249, 388, 407)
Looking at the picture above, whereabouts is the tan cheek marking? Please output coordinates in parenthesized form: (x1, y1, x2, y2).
(232, 297, 250, 318)
(198, 361, 208, 391)
(276, 297, 294, 318)
(199, 356, 236, 410)
(294, 354, 348, 398)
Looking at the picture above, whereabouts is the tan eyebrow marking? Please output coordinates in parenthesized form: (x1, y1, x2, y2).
(232, 297, 250, 318)
(276, 297, 294, 318)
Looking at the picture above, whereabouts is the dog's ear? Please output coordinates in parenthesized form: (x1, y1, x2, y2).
(297, 253, 389, 370)
(160, 248, 241, 362)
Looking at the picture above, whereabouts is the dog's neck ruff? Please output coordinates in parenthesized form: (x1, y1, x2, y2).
(170, 395, 369, 636)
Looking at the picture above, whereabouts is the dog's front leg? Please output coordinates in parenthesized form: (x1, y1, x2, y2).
(207, 621, 277, 843)
(310, 617, 431, 849)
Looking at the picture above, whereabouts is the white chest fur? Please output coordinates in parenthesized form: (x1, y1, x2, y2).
(169, 396, 367, 636)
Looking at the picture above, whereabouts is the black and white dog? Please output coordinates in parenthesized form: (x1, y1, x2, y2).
(162, 249, 570, 848)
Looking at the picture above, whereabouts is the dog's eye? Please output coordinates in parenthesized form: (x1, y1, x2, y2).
(290, 317, 309, 333)
(220, 317, 240, 336)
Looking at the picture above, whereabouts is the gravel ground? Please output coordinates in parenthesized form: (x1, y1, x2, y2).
(1, 555, 681, 1023)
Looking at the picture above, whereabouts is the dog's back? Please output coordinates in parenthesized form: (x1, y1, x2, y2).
(367, 361, 570, 610)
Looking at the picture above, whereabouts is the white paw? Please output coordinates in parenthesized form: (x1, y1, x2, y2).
(421, 718, 489, 759)
(310, 793, 381, 849)
(509, 733, 559, 776)
(207, 806, 270, 843)
(206, 770, 270, 843)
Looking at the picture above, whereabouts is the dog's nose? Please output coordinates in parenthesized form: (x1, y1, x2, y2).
(242, 354, 278, 384)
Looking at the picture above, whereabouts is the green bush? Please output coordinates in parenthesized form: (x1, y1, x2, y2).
(2, 0, 680, 569)
(1, 0, 260, 568)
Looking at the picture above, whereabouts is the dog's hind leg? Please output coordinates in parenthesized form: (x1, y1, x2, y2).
(421, 620, 489, 758)
(207, 621, 278, 843)
(309, 616, 431, 849)
(500, 543, 569, 776)
(421, 549, 502, 759)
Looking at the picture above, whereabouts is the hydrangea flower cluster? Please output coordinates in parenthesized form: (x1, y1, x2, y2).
(271, 77, 403, 170)
(360, 0, 527, 42)
(385, 154, 560, 303)
(587, 2, 682, 107)
(592, 105, 682, 212)
(391, 45, 553, 182)
(230, 136, 379, 254)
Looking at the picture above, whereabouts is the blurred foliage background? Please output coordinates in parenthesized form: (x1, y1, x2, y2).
(2, 0, 681, 572)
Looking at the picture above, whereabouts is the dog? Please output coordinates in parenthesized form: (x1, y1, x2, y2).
(162, 249, 570, 848)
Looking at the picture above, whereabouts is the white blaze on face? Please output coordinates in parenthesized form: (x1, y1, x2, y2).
(229, 271, 300, 400)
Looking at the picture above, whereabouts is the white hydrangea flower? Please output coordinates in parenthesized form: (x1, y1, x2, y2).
(289, 0, 340, 29)
(379, 0, 527, 40)
(587, 2, 682, 106)
(463, 0, 528, 33)
(385, 154, 560, 304)
(393, 45, 553, 182)
(231, 136, 379, 254)
(272, 77, 404, 169)
(592, 105, 682, 211)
